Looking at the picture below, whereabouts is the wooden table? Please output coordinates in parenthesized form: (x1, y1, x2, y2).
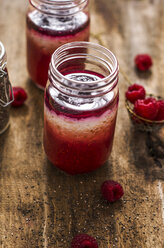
(0, 0, 164, 247)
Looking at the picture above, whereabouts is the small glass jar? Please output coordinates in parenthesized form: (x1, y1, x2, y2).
(0, 41, 14, 135)
(26, 0, 90, 90)
(44, 41, 119, 174)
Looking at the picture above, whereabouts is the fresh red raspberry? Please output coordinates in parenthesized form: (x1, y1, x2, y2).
(71, 234, 98, 248)
(135, 54, 153, 71)
(156, 100, 164, 121)
(134, 97, 158, 120)
(10, 87, 27, 107)
(125, 84, 146, 103)
(101, 180, 124, 203)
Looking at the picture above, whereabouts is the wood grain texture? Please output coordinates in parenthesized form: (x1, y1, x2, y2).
(0, 0, 164, 247)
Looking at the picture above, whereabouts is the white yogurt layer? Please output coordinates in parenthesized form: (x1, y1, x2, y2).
(44, 102, 117, 141)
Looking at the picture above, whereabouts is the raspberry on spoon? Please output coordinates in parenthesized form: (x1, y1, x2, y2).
(125, 83, 146, 103)
(134, 97, 158, 121)
(101, 180, 124, 203)
(71, 234, 98, 248)
(156, 100, 164, 121)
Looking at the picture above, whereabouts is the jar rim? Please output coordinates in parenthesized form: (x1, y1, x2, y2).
(49, 42, 119, 98)
(29, 0, 88, 16)
(50, 41, 119, 86)
(0, 41, 6, 66)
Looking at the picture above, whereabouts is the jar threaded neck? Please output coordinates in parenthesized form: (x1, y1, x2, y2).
(0, 41, 6, 67)
(29, 0, 89, 16)
(49, 41, 119, 98)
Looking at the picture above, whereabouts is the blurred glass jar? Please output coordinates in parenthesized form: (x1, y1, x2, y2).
(0, 41, 14, 135)
(26, 0, 90, 89)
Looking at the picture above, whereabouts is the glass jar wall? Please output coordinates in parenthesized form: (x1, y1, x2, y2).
(0, 41, 14, 135)
(26, 0, 90, 89)
(44, 42, 119, 174)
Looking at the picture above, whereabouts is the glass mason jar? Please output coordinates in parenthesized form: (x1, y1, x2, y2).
(0, 41, 14, 135)
(44, 42, 119, 174)
(26, 0, 90, 90)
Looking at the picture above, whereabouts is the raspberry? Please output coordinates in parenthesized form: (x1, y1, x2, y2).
(125, 84, 146, 103)
(134, 97, 158, 120)
(10, 87, 27, 107)
(101, 180, 124, 203)
(71, 234, 98, 248)
(135, 54, 153, 71)
(156, 100, 164, 121)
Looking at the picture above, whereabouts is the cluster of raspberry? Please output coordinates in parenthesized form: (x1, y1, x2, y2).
(126, 83, 164, 121)
(125, 54, 164, 122)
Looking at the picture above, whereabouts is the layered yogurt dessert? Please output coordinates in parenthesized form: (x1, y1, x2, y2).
(44, 70, 118, 174)
(26, 10, 90, 89)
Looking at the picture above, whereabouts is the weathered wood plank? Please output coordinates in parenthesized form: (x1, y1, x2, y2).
(0, 0, 164, 247)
